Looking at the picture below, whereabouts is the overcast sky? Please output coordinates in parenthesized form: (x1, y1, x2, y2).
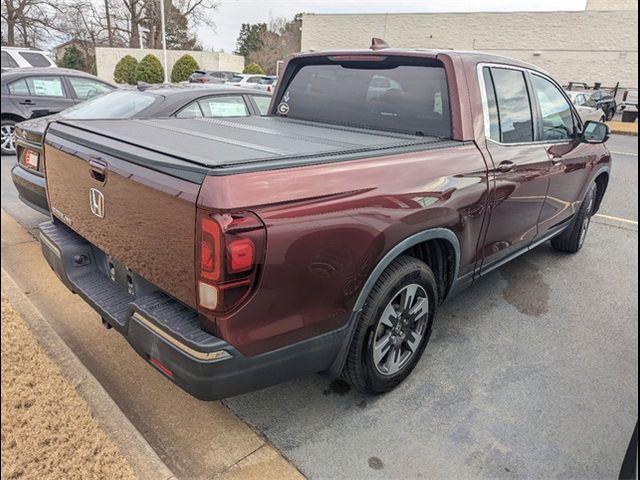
(199, 0, 588, 53)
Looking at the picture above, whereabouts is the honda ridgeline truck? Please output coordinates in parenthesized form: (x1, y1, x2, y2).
(39, 43, 611, 400)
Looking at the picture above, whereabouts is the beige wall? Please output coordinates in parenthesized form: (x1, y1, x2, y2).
(301, 8, 638, 88)
(95, 47, 245, 83)
(586, 0, 638, 10)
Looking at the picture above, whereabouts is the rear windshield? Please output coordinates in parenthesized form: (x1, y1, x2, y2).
(61, 90, 157, 119)
(276, 57, 451, 137)
(19, 52, 53, 67)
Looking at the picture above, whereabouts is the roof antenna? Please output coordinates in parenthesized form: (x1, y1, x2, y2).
(370, 37, 390, 51)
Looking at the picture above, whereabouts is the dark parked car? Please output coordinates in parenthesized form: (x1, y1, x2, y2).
(188, 70, 237, 84)
(590, 90, 617, 121)
(39, 46, 611, 400)
(11, 85, 272, 214)
(1, 68, 114, 155)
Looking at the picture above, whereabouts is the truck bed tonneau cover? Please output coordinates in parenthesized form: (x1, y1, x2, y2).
(46, 116, 458, 182)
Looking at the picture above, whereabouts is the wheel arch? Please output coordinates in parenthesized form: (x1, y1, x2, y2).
(353, 228, 461, 312)
(1, 113, 25, 123)
(326, 227, 461, 377)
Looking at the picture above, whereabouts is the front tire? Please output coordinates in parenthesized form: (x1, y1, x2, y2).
(551, 182, 597, 253)
(342, 255, 438, 394)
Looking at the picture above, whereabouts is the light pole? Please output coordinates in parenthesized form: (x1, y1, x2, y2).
(159, 0, 169, 84)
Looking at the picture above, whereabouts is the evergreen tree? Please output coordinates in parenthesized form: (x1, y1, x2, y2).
(60, 44, 86, 71)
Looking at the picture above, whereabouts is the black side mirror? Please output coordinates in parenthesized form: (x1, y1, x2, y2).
(582, 121, 610, 144)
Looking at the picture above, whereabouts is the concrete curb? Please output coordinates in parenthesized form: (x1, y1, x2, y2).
(607, 121, 638, 136)
(1, 269, 177, 480)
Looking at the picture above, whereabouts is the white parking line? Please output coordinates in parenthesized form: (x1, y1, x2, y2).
(594, 213, 638, 225)
(610, 151, 638, 157)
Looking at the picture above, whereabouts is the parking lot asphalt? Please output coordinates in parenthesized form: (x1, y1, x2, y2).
(1, 134, 637, 479)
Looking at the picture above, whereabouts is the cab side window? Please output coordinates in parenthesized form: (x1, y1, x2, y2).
(492, 68, 534, 143)
(531, 75, 576, 141)
(482, 68, 501, 141)
(482, 67, 534, 143)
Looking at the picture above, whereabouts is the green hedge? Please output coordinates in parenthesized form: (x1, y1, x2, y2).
(135, 54, 164, 84)
(171, 54, 199, 83)
(113, 55, 138, 85)
(243, 62, 265, 75)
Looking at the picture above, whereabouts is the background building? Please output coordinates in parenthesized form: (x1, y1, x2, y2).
(94, 47, 245, 83)
(301, 0, 638, 89)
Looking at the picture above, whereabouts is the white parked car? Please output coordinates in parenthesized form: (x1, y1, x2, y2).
(251, 76, 278, 93)
(226, 74, 266, 88)
(1, 47, 56, 71)
(565, 91, 607, 123)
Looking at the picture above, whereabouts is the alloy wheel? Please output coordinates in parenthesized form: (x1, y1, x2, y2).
(1, 124, 16, 154)
(372, 284, 429, 376)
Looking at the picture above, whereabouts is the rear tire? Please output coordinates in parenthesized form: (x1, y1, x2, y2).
(1, 119, 17, 156)
(551, 182, 597, 253)
(342, 255, 438, 394)
(621, 111, 638, 123)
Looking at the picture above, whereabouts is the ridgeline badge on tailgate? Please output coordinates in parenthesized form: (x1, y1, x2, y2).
(51, 207, 73, 227)
(89, 188, 105, 218)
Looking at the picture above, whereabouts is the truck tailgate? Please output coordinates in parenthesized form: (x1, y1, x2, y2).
(44, 123, 201, 309)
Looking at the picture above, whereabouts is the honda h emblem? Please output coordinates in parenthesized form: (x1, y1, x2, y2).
(89, 188, 105, 218)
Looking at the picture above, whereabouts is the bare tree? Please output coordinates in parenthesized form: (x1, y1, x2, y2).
(174, 0, 218, 30)
(1, 0, 217, 52)
(246, 14, 302, 74)
(1, 0, 61, 47)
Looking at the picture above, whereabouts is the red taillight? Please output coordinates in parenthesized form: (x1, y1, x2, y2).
(200, 216, 222, 282)
(267, 85, 272, 93)
(196, 210, 265, 314)
(228, 238, 254, 273)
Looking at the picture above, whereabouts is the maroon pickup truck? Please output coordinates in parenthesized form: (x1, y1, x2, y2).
(39, 46, 611, 400)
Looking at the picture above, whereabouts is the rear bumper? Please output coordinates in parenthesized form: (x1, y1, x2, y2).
(11, 163, 49, 215)
(39, 219, 344, 400)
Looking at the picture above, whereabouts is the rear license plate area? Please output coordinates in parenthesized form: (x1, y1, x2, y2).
(106, 256, 136, 296)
